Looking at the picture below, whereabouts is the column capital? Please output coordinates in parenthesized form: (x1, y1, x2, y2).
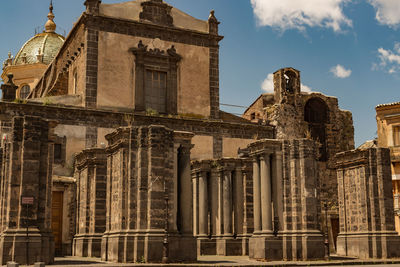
(199, 170, 208, 179)
(179, 144, 194, 155)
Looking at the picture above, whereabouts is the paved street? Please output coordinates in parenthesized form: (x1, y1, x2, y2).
(18, 255, 396, 267)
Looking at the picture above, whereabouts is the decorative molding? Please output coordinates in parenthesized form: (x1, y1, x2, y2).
(139, 0, 173, 27)
(85, 14, 223, 48)
(129, 40, 181, 115)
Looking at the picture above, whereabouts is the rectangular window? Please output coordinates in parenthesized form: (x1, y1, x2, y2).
(145, 70, 167, 113)
(394, 126, 400, 146)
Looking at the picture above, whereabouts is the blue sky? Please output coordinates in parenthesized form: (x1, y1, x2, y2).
(1, 0, 399, 146)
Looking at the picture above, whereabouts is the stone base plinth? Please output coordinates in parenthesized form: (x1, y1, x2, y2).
(216, 238, 243, 256)
(197, 238, 216, 255)
(198, 237, 249, 256)
(73, 234, 102, 258)
(249, 235, 282, 260)
(0, 229, 54, 265)
(101, 231, 196, 263)
(337, 232, 400, 259)
(282, 231, 324, 260)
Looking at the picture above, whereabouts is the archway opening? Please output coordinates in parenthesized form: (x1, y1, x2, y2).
(304, 98, 329, 161)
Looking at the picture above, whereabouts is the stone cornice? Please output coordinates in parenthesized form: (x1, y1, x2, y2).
(84, 13, 223, 47)
(0, 102, 274, 140)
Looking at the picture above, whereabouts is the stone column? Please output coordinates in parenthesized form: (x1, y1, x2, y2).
(198, 171, 208, 237)
(273, 152, 284, 232)
(223, 170, 232, 237)
(178, 145, 193, 234)
(253, 158, 261, 234)
(260, 154, 272, 233)
(234, 169, 244, 236)
(192, 172, 198, 236)
(217, 170, 224, 236)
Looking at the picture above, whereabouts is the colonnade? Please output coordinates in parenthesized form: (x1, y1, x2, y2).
(192, 159, 252, 255)
(252, 151, 283, 236)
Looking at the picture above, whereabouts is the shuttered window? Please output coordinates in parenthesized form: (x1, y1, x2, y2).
(145, 70, 167, 113)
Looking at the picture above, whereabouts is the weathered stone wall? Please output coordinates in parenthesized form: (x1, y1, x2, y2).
(248, 139, 324, 261)
(31, 22, 86, 100)
(0, 102, 274, 162)
(336, 147, 400, 259)
(101, 125, 196, 263)
(73, 148, 107, 257)
(243, 68, 354, 252)
(97, 33, 211, 117)
(281, 139, 324, 260)
(0, 116, 55, 264)
(192, 158, 253, 256)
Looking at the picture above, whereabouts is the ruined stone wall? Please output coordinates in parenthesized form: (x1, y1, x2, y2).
(0, 102, 274, 162)
(336, 148, 400, 259)
(0, 116, 55, 265)
(247, 138, 324, 261)
(101, 125, 196, 263)
(280, 139, 324, 260)
(73, 148, 107, 258)
(242, 69, 355, 251)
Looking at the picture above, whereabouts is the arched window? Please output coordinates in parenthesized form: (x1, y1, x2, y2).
(19, 85, 30, 99)
(284, 70, 296, 94)
(304, 98, 329, 161)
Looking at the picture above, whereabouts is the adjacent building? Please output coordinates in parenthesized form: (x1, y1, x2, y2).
(376, 102, 400, 231)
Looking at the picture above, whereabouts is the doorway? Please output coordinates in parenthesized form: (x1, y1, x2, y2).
(52, 191, 63, 256)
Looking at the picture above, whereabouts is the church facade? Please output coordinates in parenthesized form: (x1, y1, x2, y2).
(0, 0, 399, 264)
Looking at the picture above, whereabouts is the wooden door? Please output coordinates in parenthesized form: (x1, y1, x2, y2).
(331, 218, 339, 251)
(52, 191, 63, 256)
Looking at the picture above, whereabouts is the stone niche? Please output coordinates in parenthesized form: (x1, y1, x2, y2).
(248, 139, 324, 261)
(73, 148, 107, 257)
(336, 148, 400, 259)
(101, 125, 196, 263)
(191, 158, 253, 256)
(0, 116, 55, 265)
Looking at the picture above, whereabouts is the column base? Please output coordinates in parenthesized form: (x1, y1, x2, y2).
(197, 238, 216, 255)
(249, 235, 282, 260)
(73, 234, 103, 258)
(216, 237, 244, 256)
(337, 231, 400, 259)
(101, 230, 197, 263)
(0, 228, 54, 265)
(281, 230, 325, 261)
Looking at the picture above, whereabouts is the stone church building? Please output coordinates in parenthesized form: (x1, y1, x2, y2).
(0, 0, 399, 264)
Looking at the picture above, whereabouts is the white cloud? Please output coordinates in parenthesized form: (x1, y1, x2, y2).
(369, 0, 400, 28)
(261, 74, 275, 93)
(250, 0, 352, 32)
(330, 64, 352, 78)
(261, 73, 312, 93)
(301, 84, 312, 93)
(375, 43, 400, 73)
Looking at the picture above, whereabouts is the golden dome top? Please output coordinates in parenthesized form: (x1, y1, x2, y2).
(45, 1, 56, 33)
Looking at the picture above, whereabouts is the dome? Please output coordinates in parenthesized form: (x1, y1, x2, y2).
(14, 32, 64, 65)
(13, 1, 64, 66)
